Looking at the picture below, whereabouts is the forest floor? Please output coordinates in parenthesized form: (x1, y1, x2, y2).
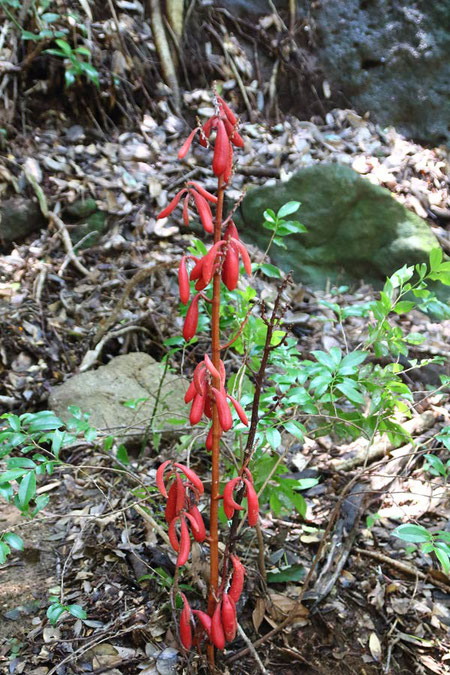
(0, 94, 449, 674)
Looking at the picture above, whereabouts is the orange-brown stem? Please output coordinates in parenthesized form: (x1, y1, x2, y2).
(207, 176, 225, 667)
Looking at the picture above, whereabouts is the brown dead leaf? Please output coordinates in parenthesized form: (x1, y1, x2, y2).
(268, 592, 309, 623)
(252, 596, 266, 632)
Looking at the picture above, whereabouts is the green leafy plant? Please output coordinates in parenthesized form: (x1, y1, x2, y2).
(392, 525, 450, 575)
(44, 39, 99, 88)
(47, 597, 87, 625)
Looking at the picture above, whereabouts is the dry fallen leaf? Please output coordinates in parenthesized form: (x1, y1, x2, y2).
(368, 632, 382, 662)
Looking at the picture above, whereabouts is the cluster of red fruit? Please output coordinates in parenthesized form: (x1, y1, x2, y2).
(156, 94, 258, 656)
(155, 460, 252, 649)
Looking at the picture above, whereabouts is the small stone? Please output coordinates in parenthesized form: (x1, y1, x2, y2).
(156, 648, 178, 675)
(65, 125, 85, 143)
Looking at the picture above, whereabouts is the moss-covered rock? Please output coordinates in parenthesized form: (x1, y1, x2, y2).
(63, 199, 107, 248)
(239, 164, 441, 289)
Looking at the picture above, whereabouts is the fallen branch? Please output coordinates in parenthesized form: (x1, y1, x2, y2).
(330, 410, 437, 471)
(354, 547, 450, 595)
(50, 211, 96, 280)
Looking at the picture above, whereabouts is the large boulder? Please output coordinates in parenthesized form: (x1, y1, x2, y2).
(310, 0, 450, 144)
(238, 164, 441, 289)
(49, 353, 188, 444)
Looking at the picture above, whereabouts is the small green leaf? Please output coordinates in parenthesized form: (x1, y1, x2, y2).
(312, 350, 337, 371)
(262, 209, 276, 224)
(67, 604, 87, 620)
(265, 428, 281, 450)
(336, 380, 364, 405)
(423, 454, 446, 477)
(393, 301, 415, 314)
(260, 263, 282, 279)
(47, 604, 65, 625)
(116, 445, 129, 465)
(338, 350, 367, 375)
(18, 471, 36, 509)
(283, 420, 305, 441)
(392, 524, 431, 543)
(0, 541, 11, 564)
(103, 435, 114, 451)
(434, 547, 450, 575)
(3, 533, 24, 551)
(277, 201, 300, 218)
(267, 564, 305, 583)
(55, 38, 72, 55)
(429, 248, 442, 271)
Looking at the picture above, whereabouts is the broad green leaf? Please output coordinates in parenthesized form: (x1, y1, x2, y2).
(32, 494, 50, 517)
(47, 604, 65, 625)
(429, 248, 442, 271)
(7, 457, 36, 469)
(312, 350, 337, 371)
(393, 301, 415, 314)
(267, 564, 305, 583)
(277, 201, 300, 218)
(283, 420, 305, 441)
(260, 263, 282, 279)
(0, 541, 11, 564)
(0, 469, 28, 483)
(21, 411, 63, 432)
(392, 524, 431, 543)
(3, 533, 24, 551)
(67, 604, 87, 620)
(6, 415, 21, 432)
(265, 428, 281, 450)
(295, 478, 319, 490)
(338, 350, 367, 375)
(434, 547, 450, 575)
(423, 454, 446, 477)
(116, 444, 130, 465)
(18, 471, 36, 509)
(55, 39, 72, 55)
(41, 12, 60, 22)
(406, 333, 426, 345)
(336, 380, 364, 405)
(263, 209, 276, 224)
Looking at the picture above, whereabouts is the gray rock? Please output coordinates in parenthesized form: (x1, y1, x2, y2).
(48, 353, 188, 443)
(310, 0, 450, 144)
(238, 164, 443, 289)
(156, 648, 178, 675)
(0, 198, 45, 246)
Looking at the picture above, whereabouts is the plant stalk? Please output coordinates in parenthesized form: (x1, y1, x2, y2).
(207, 176, 225, 666)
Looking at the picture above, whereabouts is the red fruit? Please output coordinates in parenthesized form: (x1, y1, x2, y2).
(223, 477, 244, 519)
(156, 460, 172, 498)
(188, 505, 206, 542)
(211, 602, 226, 650)
(183, 294, 200, 341)
(201, 240, 225, 286)
(179, 593, 192, 649)
(213, 120, 230, 177)
(205, 424, 213, 451)
(218, 96, 237, 125)
(189, 257, 204, 282)
(168, 516, 180, 552)
(221, 593, 237, 642)
(173, 463, 205, 495)
(165, 481, 178, 523)
(178, 256, 190, 305)
(187, 181, 217, 203)
(193, 363, 207, 395)
(190, 393, 205, 425)
(224, 220, 239, 240)
(204, 354, 220, 380)
(227, 394, 249, 426)
(175, 474, 186, 515)
(221, 242, 239, 291)
(178, 127, 199, 159)
(229, 554, 245, 604)
(191, 190, 214, 233)
(223, 142, 233, 184)
(177, 516, 190, 566)
(231, 237, 252, 275)
(157, 189, 187, 220)
(244, 478, 259, 526)
(192, 609, 212, 639)
(184, 380, 196, 404)
(199, 117, 215, 147)
(204, 394, 213, 419)
(182, 193, 190, 226)
(212, 387, 233, 432)
(185, 508, 206, 542)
